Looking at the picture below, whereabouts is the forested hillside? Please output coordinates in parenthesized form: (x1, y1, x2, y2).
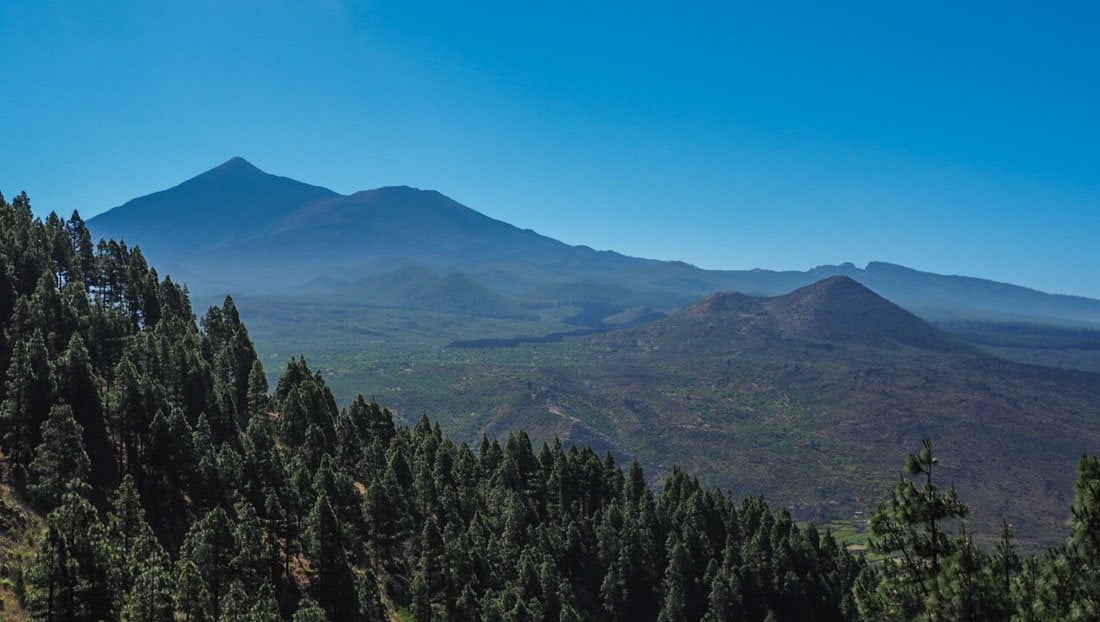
(3, 191, 1100, 621)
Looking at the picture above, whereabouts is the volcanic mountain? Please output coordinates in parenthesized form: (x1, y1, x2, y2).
(88, 158, 683, 299)
(667, 276, 972, 352)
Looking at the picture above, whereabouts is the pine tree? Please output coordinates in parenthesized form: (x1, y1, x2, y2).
(105, 475, 162, 600)
(658, 540, 692, 622)
(364, 470, 411, 556)
(263, 488, 288, 584)
(278, 388, 311, 447)
(178, 506, 236, 620)
(990, 519, 1021, 615)
(925, 528, 1000, 621)
(411, 516, 447, 621)
(1010, 556, 1054, 622)
(109, 355, 150, 476)
(65, 210, 96, 290)
(119, 550, 174, 622)
(305, 493, 361, 621)
(218, 580, 253, 622)
(0, 259, 16, 349)
(27, 525, 71, 622)
(856, 437, 968, 621)
(53, 333, 100, 431)
(28, 404, 91, 511)
(27, 482, 114, 621)
(247, 584, 283, 622)
(600, 562, 628, 622)
(616, 536, 659, 619)
(1024, 455, 1100, 621)
(174, 560, 207, 622)
(356, 567, 387, 622)
(54, 332, 115, 489)
(232, 502, 270, 594)
(28, 271, 66, 351)
(0, 328, 52, 468)
(246, 358, 269, 418)
(189, 414, 222, 511)
(702, 558, 743, 622)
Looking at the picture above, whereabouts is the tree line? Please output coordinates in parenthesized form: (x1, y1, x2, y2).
(0, 191, 1098, 621)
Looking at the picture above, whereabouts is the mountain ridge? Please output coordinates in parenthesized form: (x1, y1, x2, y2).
(86, 158, 1100, 327)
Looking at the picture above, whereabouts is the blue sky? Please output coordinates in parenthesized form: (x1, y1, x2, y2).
(2, 1, 1097, 296)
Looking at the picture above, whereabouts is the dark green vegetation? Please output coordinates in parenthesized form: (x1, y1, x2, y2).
(6, 192, 1100, 620)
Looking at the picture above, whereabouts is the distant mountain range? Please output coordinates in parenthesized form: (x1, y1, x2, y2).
(89, 158, 1100, 327)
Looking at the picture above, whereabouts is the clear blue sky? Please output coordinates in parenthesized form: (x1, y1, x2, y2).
(2, 1, 1097, 297)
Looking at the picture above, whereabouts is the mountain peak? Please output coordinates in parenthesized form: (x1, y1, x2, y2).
(770, 276, 969, 351)
(212, 156, 261, 173)
(807, 274, 864, 289)
(787, 274, 881, 303)
(200, 156, 267, 179)
(684, 290, 760, 319)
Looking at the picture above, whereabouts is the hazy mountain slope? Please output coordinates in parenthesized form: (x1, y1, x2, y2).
(259, 186, 572, 263)
(831, 261, 1100, 326)
(86, 159, 1100, 326)
(329, 265, 536, 319)
(934, 319, 1100, 374)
